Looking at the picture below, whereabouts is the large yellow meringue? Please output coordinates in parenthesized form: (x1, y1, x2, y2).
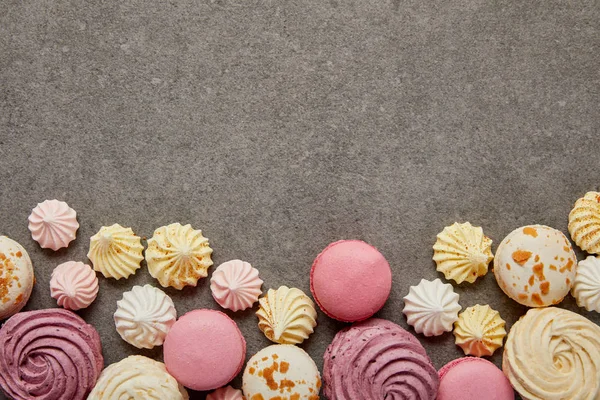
(453, 304, 506, 357)
(568, 191, 600, 254)
(145, 223, 213, 290)
(88, 224, 144, 280)
(256, 286, 317, 345)
(433, 222, 493, 284)
(503, 307, 600, 400)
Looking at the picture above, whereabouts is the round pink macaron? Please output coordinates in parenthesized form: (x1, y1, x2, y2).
(310, 240, 392, 322)
(164, 309, 246, 391)
(438, 357, 514, 400)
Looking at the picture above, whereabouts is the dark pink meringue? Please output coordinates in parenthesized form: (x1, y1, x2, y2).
(324, 318, 439, 400)
(0, 309, 103, 400)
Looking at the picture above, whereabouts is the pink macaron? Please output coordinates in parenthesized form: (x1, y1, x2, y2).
(310, 240, 392, 322)
(437, 357, 514, 400)
(163, 309, 246, 391)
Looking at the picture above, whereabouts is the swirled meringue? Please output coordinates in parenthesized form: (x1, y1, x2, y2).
(503, 307, 600, 400)
(207, 386, 244, 400)
(88, 355, 189, 400)
(114, 284, 176, 349)
(0, 309, 103, 400)
(572, 255, 600, 312)
(28, 199, 79, 250)
(146, 223, 213, 289)
(256, 286, 317, 345)
(0, 236, 34, 320)
(323, 318, 439, 400)
(88, 224, 144, 279)
(210, 259, 263, 311)
(50, 261, 98, 310)
(568, 191, 600, 254)
(403, 278, 461, 336)
(454, 304, 506, 357)
(433, 222, 494, 284)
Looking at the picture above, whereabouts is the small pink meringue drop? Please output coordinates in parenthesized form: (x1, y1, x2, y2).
(50, 261, 99, 310)
(28, 199, 79, 250)
(210, 260, 263, 312)
(207, 385, 245, 400)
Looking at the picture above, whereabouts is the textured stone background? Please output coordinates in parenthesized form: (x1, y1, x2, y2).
(1, 0, 599, 399)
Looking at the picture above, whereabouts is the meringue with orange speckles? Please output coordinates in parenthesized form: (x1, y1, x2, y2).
(453, 304, 506, 357)
(88, 224, 144, 280)
(494, 225, 577, 307)
(207, 386, 245, 400)
(0, 236, 34, 320)
(28, 199, 79, 251)
(433, 222, 493, 284)
(568, 191, 600, 254)
(146, 223, 213, 289)
(572, 256, 600, 313)
(256, 286, 317, 345)
(50, 261, 98, 310)
(210, 260, 263, 312)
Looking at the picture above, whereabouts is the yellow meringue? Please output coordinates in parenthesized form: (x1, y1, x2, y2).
(433, 222, 493, 284)
(568, 191, 600, 254)
(88, 224, 144, 280)
(256, 286, 317, 345)
(145, 223, 213, 290)
(503, 307, 600, 400)
(453, 304, 506, 357)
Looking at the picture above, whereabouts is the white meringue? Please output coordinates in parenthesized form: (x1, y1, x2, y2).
(207, 386, 244, 400)
(50, 261, 98, 310)
(572, 256, 600, 313)
(28, 199, 79, 251)
(146, 223, 213, 289)
(402, 278, 461, 337)
(88, 224, 144, 280)
(210, 260, 263, 312)
(114, 284, 176, 349)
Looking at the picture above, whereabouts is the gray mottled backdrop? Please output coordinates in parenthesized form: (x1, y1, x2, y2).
(1, 1, 599, 399)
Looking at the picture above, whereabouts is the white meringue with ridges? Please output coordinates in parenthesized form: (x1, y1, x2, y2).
(88, 224, 144, 280)
(403, 278, 461, 337)
(211, 260, 263, 312)
(28, 199, 79, 251)
(207, 386, 244, 400)
(114, 284, 177, 349)
(572, 256, 600, 312)
(50, 261, 99, 310)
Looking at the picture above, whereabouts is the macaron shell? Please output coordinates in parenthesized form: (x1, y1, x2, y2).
(310, 240, 392, 322)
(0, 236, 34, 320)
(438, 357, 514, 400)
(164, 309, 246, 391)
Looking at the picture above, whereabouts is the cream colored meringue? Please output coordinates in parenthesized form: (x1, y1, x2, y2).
(0, 236, 34, 320)
(256, 286, 317, 345)
(207, 386, 244, 400)
(454, 304, 506, 357)
(114, 284, 176, 349)
(210, 260, 263, 312)
(433, 222, 493, 284)
(28, 199, 79, 251)
(572, 256, 600, 313)
(569, 191, 600, 254)
(146, 223, 213, 289)
(403, 278, 461, 337)
(88, 355, 189, 400)
(50, 261, 98, 310)
(503, 307, 600, 400)
(88, 224, 144, 280)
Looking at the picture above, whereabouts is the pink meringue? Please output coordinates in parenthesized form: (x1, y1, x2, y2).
(50, 261, 99, 310)
(210, 260, 263, 312)
(28, 200, 79, 251)
(207, 386, 245, 400)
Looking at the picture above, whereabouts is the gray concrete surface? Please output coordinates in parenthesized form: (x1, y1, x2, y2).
(1, 0, 599, 399)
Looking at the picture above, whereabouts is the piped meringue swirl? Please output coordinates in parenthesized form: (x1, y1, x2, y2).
(503, 307, 600, 400)
(28, 199, 79, 251)
(211, 260, 263, 312)
(0, 309, 103, 400)
(323, 318, 439, 400)
(50, 261, 99, 310)
(207, 385, 245, 400)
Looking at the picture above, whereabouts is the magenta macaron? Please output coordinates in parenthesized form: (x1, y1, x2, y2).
(437, 357, 514, 400)
(310, 240, 392, 322)
(163, 309, 246, 391)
